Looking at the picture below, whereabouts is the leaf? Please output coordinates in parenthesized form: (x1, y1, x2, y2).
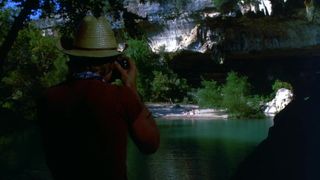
(2, 101, 13, 109)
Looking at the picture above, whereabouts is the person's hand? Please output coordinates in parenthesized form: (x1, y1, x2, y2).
(114, 58, 137, 91)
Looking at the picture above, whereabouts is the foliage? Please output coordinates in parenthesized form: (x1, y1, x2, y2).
(53, 0, 110, 36)
(195, 79, 222, 108)
(151, 45, 191, 103)
(0, 8, 13, 44)
(220, 72, 249, 117)
(0, 20, 68, 178)
(222, 72, 265, 118)
(124, 38, 156, 99)
(272, 79, 293, 91)
(195, 72, 265, 118)
(0, 0, 41, 67)
(124, 38, 190, 102)
(1, 24, 68, 121)
(150, 71, 189, 102)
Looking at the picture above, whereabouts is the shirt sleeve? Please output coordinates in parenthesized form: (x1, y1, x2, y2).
(120, 86, 144, 124)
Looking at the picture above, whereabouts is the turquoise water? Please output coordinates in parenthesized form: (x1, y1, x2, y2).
(127, 119, 273, 180)
(0, 119, 272, 179)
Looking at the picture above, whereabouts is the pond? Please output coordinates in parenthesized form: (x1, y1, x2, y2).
(0, 118, 273, 179)
(127, 118, 273, 180)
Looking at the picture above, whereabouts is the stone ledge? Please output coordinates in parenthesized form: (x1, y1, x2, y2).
(147, 103, 228, 120)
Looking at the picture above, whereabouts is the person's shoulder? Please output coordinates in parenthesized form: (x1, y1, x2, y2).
(67, 80, 119, 98)
(117, 85, 138, 97)
(42, 81, 68, 96)
(43, 80, 109, 96)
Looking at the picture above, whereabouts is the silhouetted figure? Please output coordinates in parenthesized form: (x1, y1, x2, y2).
(38, 15, 159, 180)
(231, 68, 320, 180)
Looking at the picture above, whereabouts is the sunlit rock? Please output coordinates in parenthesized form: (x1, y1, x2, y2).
(264, 88, 293, 115)
(35, 0, 320, 55)
(148, 15, 199, 52)
(203, 12, 221, 18)
(124, 0, 160, 18)
(237, 0, 272, 15)
(124, 0, 214, 19)
(305, 0, 320, 23)
(179, 24, 200, 49)
(138, 0, 320, 54)
(124, 0, 215, 53)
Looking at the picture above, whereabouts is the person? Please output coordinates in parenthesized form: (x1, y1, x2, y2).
(37, 15, 160, 180)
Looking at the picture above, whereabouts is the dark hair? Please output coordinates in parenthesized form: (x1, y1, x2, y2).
(68, 55, 119, 66)
(67, 55, 119, 79)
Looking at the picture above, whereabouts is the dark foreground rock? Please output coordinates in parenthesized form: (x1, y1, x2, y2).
(231, 75, 320, 180)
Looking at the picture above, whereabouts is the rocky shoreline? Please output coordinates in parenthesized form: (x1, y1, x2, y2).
(147, 103, 228, 120)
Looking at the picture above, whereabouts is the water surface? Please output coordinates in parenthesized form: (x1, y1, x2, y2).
(128, 119, 273, 180)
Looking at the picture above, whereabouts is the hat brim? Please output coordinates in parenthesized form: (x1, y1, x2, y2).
(57, 41, 121, 58)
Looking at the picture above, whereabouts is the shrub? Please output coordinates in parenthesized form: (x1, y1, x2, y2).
(125, 38, 190, 102)
(124, 38, 159, 99)
(195, 79, 222, 108)
(1, 24, 68, 120)
(150, 71, 189, 102)
(272, 79, 293, 91)
(0, 8, 12, 44)
(195, 72, 266, 118)
(222, 72, 265, 118)
(221, 72, 249, 112)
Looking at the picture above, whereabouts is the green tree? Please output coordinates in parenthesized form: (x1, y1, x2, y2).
(195, 79, 222, 108)
(41, 0, 148, 39)
(221, 72, 263, 118)
(0, 8, 13, 44)
(124, 38, 190, 102)
(0, 0, 40, 72)
(0, 22, 67, 178)
(195, 72, 265, 118)
(124, 38, 158, 99)
(151, 71, 189, 102)
(1, 24, 68, 120)
(272, 79, 293, 91)
(222, 72, 251, 117)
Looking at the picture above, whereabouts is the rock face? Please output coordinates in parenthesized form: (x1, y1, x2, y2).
(122, 0, 320, 55)
(35, 1, 320, 55)
(124, 0, 215, 52)
(305, 0, 320, 23)
(264, 88, 293, 115)
(223, 18, 320, 54)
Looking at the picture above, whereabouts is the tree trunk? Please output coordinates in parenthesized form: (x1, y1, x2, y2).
(0, 0, 39, 74)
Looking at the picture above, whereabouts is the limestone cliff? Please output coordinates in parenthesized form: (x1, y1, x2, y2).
(122, 0, 320, 56)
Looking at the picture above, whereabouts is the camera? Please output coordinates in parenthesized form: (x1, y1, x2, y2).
(116, 56, 129, 70)
(110, 56, 130, 82)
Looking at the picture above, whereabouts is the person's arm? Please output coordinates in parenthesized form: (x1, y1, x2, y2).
(129, 99, 160, 154)
(115, 58, 160, 154)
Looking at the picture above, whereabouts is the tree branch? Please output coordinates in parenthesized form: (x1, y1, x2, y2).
(0, 0, 39, 74)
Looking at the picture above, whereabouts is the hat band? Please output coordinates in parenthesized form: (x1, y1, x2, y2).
(73, 46, 118, 51)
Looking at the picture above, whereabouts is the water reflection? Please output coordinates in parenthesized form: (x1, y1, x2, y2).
(128, 119, 273, 180)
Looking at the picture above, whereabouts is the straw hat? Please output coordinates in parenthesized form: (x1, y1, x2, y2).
(58, 15, 121, 58)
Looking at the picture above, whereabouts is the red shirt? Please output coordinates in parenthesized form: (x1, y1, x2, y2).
(38, 79, 148, 180)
